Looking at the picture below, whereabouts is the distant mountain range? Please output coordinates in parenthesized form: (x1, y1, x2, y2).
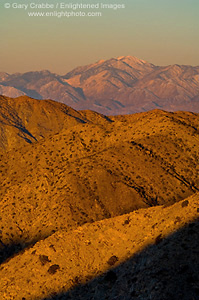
(1, 56, 199, 114)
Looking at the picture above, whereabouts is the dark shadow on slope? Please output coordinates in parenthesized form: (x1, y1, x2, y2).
(18, 88, 42, 100)
(42, 217, 199, 300)
(0, 240, 28, 264)
(74, 87, 86, 100)
(17, 126, 37, 142)
(0, 233, 54, 265)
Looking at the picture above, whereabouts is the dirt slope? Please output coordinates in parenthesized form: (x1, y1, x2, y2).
(0, 100, 199, 262)
(0, 193, 199, 300)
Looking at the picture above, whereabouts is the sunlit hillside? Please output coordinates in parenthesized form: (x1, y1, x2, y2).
(0, 96, 199, 299)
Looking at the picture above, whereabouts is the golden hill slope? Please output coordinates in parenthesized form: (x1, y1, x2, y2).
(0, 193, 199, 300)
(0, 95, 113, 151)
(0, 101, 199, 259)
(0, 95, 83, 150)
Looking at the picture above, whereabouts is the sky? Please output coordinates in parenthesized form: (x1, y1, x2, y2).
(0, 0, 199, 74)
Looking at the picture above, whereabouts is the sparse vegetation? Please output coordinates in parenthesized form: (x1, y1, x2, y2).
(48, 264, 60, 274)
(0, 97, 199, 299)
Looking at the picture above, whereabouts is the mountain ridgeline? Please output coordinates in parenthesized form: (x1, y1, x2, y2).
(1, 56, 199, 115)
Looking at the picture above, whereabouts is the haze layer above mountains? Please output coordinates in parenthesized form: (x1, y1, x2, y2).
(1, 56, 199, 115)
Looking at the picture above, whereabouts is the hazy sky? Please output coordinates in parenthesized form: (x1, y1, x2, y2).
(1, 0, 199, 74)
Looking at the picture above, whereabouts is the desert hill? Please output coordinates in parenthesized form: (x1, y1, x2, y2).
(0, 97, 199, 267)
(1, 56, 199, 114)
(1, 192, 199, 300)
(1, 97, 199, 299)
(0, 95, 112, 151)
